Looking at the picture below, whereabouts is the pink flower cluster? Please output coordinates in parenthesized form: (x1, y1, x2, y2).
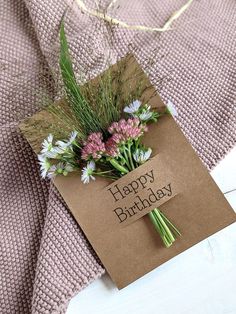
(105, 118, 147, 157)
(105, 137, 119, 157)
(108, 118, 147, 142)
(81, 132, 106, 160)
(81, 118, 148, 160)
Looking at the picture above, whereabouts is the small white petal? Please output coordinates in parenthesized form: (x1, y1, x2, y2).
(167, 100, 178, 117)
(47, 165, 57, 179)
(64, 163, 74, 173)
(38, 154, 51, 178)
(81, 161, 96, 184)
(48, 134, 53, 142)
(133, 148, 152, 164)
(88, 160, 95, 171)
(38, 154, 46, 162)
(41, 133, 54, 154)
(69, 131, 78, 143)
(144, 148, 152, 160)
(55, 131, 78, 151)
(124, 100, 141, 114)
(139, 111, 153, 121)
(56, 140, 67, 147)
(41, 169, 47, 178)
(43, 149, 59, 159)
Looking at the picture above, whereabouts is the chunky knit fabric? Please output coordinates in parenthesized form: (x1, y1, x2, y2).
(0, 0, 236, 313)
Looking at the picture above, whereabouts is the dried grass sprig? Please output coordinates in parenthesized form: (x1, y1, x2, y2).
(52, 23, 157, 142)
(74, 0, 193, 32)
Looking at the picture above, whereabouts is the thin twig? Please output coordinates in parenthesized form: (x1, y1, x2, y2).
(75, 0, 193, 32)
(224, 188, 236, 195)
(107, 0, 118, 10)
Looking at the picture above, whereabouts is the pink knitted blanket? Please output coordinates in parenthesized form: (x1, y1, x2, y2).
(1, 1, 236, 313)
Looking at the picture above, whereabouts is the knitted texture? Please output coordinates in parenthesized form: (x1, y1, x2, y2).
(0, 0, 236, 313)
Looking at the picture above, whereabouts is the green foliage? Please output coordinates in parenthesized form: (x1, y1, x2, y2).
(47, 21, 157, 142)
(59, 22, 104, 138)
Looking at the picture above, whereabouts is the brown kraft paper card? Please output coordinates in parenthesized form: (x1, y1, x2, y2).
(20, 55, 236, 289)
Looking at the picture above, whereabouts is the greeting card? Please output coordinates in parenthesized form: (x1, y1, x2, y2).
(20, 25, 235, 289)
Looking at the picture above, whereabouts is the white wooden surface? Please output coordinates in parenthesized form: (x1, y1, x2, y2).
(67, 147, 236, 314)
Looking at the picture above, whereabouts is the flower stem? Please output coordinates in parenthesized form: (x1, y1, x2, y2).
(127, 143, 135, 170)
(95, 170, 115, 175)
(159, 211, 181, 237)
(122, 149, 132, 170)
(72, 142, 81, 149)
(95, 173, 119, 180)
(154, 209, 175, 243)
(109, 159, 129, 174)
(148, 208, 180, 248)
(148, 212, 171, 247)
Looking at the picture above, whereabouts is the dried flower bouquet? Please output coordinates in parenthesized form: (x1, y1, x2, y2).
(37, 23, 181, 247)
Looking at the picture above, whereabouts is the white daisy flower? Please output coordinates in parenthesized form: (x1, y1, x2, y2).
(167, 100, 178, 117)
(124, 100, 141, 114)
(133, 148, 152, 164)
(56, 131, 78, 150)
(47, 162, 74, 179)
(38, 154, 51, 178)
(50, 146, 67, 155)
(68, 131, 78, 144)
(43, 147, 60, 159)
(41, 134, 54, 154)
(139, 111, 153, 121)
(52, 145, 75, 159)
(53, 145, 71, 156)
(55, 140, 70, 150)
(47, 164, 57, 179)
(63, 163, 74, 176)
(40, 134, 61, 159)
(81, 161, 96, 184)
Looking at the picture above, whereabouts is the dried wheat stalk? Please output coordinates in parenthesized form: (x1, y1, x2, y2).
(75, 0, 193, 32)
